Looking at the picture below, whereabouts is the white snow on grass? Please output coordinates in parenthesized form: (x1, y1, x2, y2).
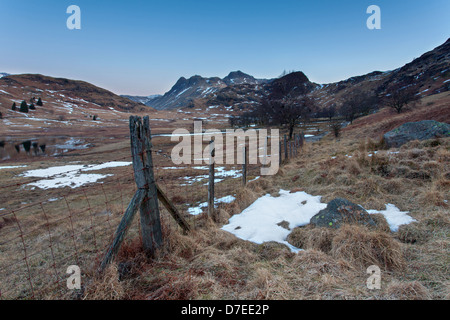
(188, 195, 236, 215)
(180, 167, 242, 186)
(0, 165, 28, 170)
(221, 190, 416, 252)
(21, 161, 132, 189)
(222, 190, 327, 252)
(367, 204, 416, 232)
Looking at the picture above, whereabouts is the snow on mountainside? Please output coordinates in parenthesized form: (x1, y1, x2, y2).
(140, 71, 272, 110)
(134, 38, 450, 112)
(121, 94, 162, 105)
(0, 74, 153, 135)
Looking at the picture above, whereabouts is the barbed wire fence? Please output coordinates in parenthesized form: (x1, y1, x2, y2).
(0, 117, 305, 300)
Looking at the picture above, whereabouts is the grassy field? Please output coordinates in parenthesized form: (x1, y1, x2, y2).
(0, 98, 448, 300)
(85, 130, 448, 300)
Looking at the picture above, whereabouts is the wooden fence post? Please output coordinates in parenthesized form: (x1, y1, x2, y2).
(284, 135, 288, 160)
(279, 140, 282, 167)
(130, 116, 162, 253)
(100, 116, 162, 270)
(300, 131, 304, 150)
(242, 145, 247, 186)
(208, 140, 215, 220)
(289, 141, 293, 159)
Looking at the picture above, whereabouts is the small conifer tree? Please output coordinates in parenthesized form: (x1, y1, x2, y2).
(20, 101, 29, 113)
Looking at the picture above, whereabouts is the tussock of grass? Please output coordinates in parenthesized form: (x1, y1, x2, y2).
(83, 264, 124, 300)
(287, 225, 335, 254)
(330, 225, 405, 271)
(387, 281, 432, 300)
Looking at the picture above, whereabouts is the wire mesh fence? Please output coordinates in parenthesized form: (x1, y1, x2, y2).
(0, 164, 137, 299)
(0, 124, 305, 300)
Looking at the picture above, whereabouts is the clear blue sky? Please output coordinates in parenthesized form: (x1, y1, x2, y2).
(1, 0, 449, 95)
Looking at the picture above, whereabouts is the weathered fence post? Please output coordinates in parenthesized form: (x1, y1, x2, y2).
(279, 140, 282, 167)
(242, 145, 247, 186)
(289, 141, 293, 159)
(100, 116, 162, 270)
(300, 131, 304, 150)
(134, 116, 162, 253)
(284, 135, 288, 160)
(129, 117, 161, 252)
(208, 140, 215, 220)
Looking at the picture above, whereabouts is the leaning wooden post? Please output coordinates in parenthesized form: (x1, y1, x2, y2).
(242, 145, 247, 186)
(100, 189, 146, 270)
(208, 140, 215, 220)
(156, 185, 191, 233)
(131, 116, 162, 254)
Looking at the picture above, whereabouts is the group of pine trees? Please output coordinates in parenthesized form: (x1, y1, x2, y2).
(11, 97, 43, 113)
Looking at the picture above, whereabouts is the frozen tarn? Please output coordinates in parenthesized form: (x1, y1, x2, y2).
(22, 161, 132, 189)
(367, 204, 416, 232)
(222, 190, 327, 252)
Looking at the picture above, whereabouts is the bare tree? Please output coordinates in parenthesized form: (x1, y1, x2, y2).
(257, 96, 314, 139)
(384, 81, 420, 113)
(324, 104, 336, 121)
(339, 90, 379, 124)
(330, 122, 342, 138)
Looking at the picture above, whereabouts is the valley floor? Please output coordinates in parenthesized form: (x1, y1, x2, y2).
(0, 94, 449, 300)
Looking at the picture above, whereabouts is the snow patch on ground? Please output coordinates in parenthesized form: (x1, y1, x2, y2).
(221, 190, 416, 252)
(0, 165, 28, 170)
(188, 195, 236, 215)
(21, 161, 132, 189)
(367, 204, 416, 232)
(222, 190, 326, 252)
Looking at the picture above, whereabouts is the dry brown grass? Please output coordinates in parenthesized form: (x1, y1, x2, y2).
(387, 281, 432, 300)
(83, 264, 125, 300)
(2, 91, 448, 300)
(330, 225, 405, 271)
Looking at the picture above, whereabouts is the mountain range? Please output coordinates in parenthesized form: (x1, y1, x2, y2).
(124, 38, 450, 111)
(123, 71, 273, 110)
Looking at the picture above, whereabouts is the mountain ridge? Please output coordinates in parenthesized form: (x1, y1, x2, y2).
(126, 38, 449, 111)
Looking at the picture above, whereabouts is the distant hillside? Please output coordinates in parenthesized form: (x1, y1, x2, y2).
(0, 74, 151, 114)
(310, 38, 450, 109)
